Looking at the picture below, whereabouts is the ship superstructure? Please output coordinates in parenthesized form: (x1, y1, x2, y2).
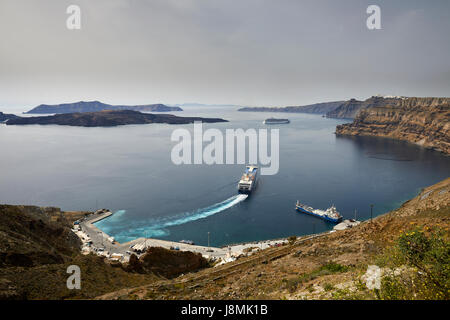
(238, 166, 258, 194)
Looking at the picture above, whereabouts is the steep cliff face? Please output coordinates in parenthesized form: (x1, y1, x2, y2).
(238, 101, 344, 114)
(335, 97, 450, 154)
(326, 96, 404, 119)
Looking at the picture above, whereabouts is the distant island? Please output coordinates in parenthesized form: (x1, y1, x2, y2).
(326, 96, 407, 119)
(6, 110, 227, 127)
(238, 101, 344, 115)
(0, 112, 19, 122)
(25, 101, 183, 114)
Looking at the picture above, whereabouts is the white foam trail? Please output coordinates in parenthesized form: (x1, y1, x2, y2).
(103, 194, 249, 241)
(154, 194, 248, 229)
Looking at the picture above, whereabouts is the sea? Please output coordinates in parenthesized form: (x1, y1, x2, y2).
(0, 106, 449, 246)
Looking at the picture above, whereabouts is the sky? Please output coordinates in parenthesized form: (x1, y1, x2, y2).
(0, 0, 449, 110)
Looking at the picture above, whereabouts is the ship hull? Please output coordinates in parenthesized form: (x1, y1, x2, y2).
(296, 206, 342, 223)
(263, 120, 290, 124)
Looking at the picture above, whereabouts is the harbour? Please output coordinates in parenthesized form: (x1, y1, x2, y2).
(74, 209, 330, 265)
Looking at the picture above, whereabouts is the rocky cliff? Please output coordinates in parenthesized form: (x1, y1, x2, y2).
(238, 101, 344, 114)
(335, 97, 450, 154)
(25, 101, 183, 114)
(326, 96, 406, 119)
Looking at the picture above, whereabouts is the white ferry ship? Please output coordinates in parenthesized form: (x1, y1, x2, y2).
(238, 165, 258, 194)
(263, 118, 290, 124)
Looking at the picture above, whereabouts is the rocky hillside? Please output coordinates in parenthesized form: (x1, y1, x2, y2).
(0, 205, 213, 299)
(0, 205, 155, 299)
(25, 101, 182, 114)
(238, 101, 344, 114)
(335, 97, 450, 155)
(125, 247, 209, 278)
(6, 110, 227, 127)
(97, 178, 449, 300)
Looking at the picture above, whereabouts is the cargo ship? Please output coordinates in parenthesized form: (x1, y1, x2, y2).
(295, 201, 343, 223)
(263, 118, 290, 124)
(238, 165, 258, 194)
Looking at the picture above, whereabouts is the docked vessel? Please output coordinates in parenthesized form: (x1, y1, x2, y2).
(295, 201, 343, 223)
(263, 118, 290, 124)
(238, 165, 258, 194)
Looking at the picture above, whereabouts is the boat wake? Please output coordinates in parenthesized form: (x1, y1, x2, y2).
(97, 194, 248, 242)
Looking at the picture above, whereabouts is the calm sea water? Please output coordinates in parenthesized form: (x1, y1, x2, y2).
(0, 106, 449, 246)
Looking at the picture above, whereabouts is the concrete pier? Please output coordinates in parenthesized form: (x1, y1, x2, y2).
(75, 209, 326, 264)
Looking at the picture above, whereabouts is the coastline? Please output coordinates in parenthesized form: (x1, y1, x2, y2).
(80, 207, 364, 265)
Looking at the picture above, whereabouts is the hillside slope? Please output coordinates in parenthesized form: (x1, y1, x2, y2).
(336, 97, 450, 155)
(0, 205, 160, 299)
(97, 178, 450, 300)
(0, 205, 214, 299)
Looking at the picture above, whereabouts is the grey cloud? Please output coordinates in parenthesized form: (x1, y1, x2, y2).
(0, 0, 449, 109)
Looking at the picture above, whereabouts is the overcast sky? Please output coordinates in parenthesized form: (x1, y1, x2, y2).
(0, 0, 449, 110)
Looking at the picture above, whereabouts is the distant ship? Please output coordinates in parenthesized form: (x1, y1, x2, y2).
(263, 118, 290, 124)
(295, 201, 343, 223)
(238, 165, 258, 194)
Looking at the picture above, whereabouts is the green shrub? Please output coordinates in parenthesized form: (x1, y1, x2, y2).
(379, 275, 407, 300)
(378, 226, 449, 300)
(320, 262, 349, 273)
(288, 236, 297, 245)
(323, 283, 334, 291)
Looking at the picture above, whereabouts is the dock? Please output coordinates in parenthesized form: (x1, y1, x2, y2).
(76, 210, 229, 262)
(74, 208, 350, 265)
